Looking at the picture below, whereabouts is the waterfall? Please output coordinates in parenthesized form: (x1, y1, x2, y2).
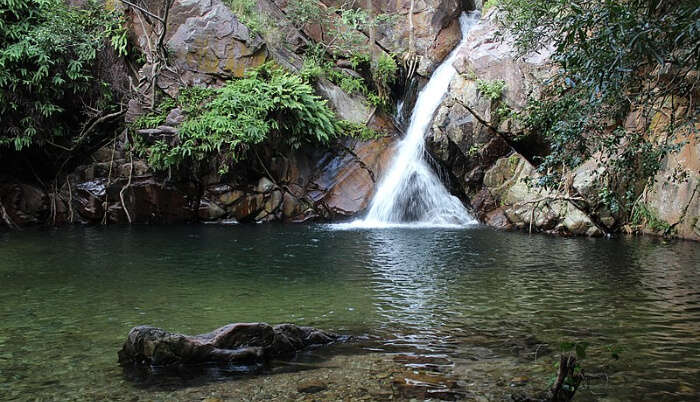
(343, 11, 480, 229)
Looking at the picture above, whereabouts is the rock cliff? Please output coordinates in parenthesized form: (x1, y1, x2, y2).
(1, 0, 469, 227)
(1, 1, 696, 241)
(427, 9, 699, 240)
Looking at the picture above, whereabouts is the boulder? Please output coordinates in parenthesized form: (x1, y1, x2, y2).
(0, 183, 50, 226)
(118, 323, 341, 368)
(126, 0, 267, 97)
(362, 0, 465, 75)
(453, 10, 554, 109)
(483, 154, 600, 236)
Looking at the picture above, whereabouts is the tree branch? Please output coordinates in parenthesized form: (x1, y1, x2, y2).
(118, 0, 165, 23)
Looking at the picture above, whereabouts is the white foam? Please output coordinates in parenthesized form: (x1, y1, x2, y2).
(335, 11, 481, 230)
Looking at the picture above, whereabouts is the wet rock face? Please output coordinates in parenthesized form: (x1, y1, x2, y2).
(196, 136, 395, 223)
(118, 323, 341, 368)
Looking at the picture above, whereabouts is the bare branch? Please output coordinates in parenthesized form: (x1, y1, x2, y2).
(118, 0, 165, 23)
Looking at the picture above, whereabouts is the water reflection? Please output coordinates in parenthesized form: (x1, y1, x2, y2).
(364, 229, 463, 349)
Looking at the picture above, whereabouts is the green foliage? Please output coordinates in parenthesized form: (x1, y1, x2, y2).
(476, 79, 506, 101)
(300, 56, 324, 82)
(483, 0, 500, 13)
(135, 64, 338, 173)
(366, 92, 387, 109)
(287, 0, 394, 58)
(498, 0, 699, 213)
(372, 53, 398, 88)
(559, 341, 589, 360)
(0, 0, 127, 151)
(131, 86, 215, 130)
(288, 2, 399, 111)
(286, 0, 322, 28)
(132, 112, 167, 130)
(464, 68, 478, 81)
(349, 52, 370, 70)
(495, 103, 514, 122)
(224, 0, 263, 38)
(338, 75, 367, 96)
(288, 0, 369, 56)
(337, 120, 381, 141)
(631, 203, 671, 233)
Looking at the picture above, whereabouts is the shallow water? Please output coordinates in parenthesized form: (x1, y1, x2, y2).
(0, 224, 699, 400)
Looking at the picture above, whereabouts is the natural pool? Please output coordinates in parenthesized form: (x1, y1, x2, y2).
(0, 224, 698, 400)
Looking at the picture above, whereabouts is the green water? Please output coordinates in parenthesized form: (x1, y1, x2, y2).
(0, 225, 699, 400)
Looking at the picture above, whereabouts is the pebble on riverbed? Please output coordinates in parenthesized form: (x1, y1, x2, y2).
(296, 380, 328, 394)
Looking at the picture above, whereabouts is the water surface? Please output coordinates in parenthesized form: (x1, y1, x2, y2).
(0, 225, 698, 400)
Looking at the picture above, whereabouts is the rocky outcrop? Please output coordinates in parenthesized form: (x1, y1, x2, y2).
(0, 133, 395, 226)
(126, 0, 268, 98)
(197, 136, 395, 223)
(481, 155, 601, 236)
(118, 323, 341, 368)
(428, 10, 605, 236)
(270, 0, 471, 76)
(428, 10, 598, 236)
(638, 113, 700, 241)
(0, 183, 49, 227)
(358, 0, 466, 75)
(0, 0, 401, 228)
(429, 9, 698, 239)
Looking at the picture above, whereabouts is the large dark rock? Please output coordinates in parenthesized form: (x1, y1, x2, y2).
(118, 323, 342, 368)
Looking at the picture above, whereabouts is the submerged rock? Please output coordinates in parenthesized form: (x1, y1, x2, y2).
(118, 323, 341, 368)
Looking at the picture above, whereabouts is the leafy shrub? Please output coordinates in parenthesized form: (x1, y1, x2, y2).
(349, 52, 371, 70)
(337, 120, 382, 141)
(300, 56, 324, 82)
(339, 76, 367, 96)
(372, 53, 398, 88)
(476, 79, 506, 101)
(0, 0, 127, 151)
(631, 203, 671, 233)
(224, 0, 263, 38)
(135, 64, 337, 173)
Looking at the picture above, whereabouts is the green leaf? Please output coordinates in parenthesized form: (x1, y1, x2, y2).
(560, 341, 575, 352)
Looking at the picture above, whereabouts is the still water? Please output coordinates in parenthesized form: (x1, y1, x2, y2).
(0, 225, 698, 400)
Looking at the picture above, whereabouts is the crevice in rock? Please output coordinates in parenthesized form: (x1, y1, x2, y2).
(336, 142, 377, 184)
(669, 181, 699, 232)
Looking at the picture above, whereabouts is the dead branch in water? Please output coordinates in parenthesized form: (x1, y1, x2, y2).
(0, 199, 19, 230)
(119, 129, 134, 224)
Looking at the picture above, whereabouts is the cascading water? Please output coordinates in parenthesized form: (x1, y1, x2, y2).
(346, 11, 480, 229)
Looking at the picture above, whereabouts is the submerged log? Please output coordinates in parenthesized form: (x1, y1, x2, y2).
(118, 323, 341, 368)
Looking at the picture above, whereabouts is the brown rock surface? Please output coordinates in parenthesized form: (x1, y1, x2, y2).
(118, 323, 341, 367)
